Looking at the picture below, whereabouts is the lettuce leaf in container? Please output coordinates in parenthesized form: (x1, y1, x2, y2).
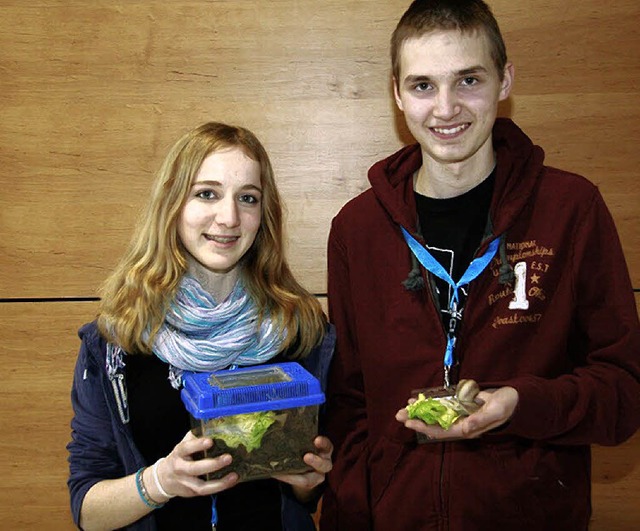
(207, 410, 277, 452)
(406, 393, 464, 430)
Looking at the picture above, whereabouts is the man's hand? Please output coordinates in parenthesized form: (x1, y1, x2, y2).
(395, 386, 519, 440)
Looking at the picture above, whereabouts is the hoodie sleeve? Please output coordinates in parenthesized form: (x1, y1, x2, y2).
(500, 187, 640, 445)
(67, 326, 126, 527)
(319, 217, 373, 530)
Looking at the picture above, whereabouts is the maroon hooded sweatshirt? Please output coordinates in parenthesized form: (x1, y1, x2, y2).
(320, 118, 640, 531)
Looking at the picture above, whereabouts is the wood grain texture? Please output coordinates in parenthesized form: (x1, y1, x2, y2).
(0, 301, 98, 529)
(1, 0, 637, 298)
(591, 432, 640, 531)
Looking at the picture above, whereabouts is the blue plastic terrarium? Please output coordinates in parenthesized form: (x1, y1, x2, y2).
(181, 362, 325, 482)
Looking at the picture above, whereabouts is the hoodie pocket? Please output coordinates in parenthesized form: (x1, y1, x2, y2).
(368, 436, 405, 509)
(479, 440, 590, 525)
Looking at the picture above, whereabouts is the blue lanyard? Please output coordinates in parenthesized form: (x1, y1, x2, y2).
(211, 494, 218, 530)
(401, 227, 499, 387)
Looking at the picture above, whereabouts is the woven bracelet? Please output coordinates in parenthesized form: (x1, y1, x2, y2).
(135, 467, 165, 510)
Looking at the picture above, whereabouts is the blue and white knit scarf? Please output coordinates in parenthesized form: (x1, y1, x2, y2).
(152, 275, 286, 388)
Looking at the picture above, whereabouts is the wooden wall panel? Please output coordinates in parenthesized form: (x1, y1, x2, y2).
(1, 0, 637, 298)
(0, 1, 404, 298)
(591, 432, 640, 531)
(496, 0, 640, 280)
(0, 301, 98, 529)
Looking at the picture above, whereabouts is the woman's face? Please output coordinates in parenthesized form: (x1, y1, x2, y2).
(177, 147, 262, 278)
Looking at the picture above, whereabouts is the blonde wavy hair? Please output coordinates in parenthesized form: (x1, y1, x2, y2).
(97, 122, 326, 357)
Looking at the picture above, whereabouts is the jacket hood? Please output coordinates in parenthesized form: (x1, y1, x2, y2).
(490, 118, 545, 237)
(368, 142, 423, 232)
(367, 118, 546, 240)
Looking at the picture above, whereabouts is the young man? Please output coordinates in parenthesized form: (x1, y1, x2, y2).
(320, 1, 640, 530)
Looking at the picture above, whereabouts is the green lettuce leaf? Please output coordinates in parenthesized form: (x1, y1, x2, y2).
(208, 410, 277, 452)
(406, 394, 461, 430)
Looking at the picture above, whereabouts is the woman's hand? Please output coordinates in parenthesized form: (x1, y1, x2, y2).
(151, 430, 239, 501)
(273, 436, 333, 503)
(79, 430, 238, 530)
(395, 386, 519, 441)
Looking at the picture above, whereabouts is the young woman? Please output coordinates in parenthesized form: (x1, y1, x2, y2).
(67, 122, 334, 531)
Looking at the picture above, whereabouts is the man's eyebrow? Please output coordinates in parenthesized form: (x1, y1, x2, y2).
(403, 66, 489, 84)
(403, 75, 432, 84)
(457, 65, 488, 76)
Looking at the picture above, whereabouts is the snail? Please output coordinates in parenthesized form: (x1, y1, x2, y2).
(455, 379, 480, 404)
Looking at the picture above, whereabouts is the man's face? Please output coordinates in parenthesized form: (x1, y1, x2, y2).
(394, 29, 513, 170)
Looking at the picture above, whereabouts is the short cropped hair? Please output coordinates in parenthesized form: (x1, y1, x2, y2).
(391, 0, 508, 83)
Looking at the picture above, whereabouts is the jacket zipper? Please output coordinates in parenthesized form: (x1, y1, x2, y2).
(415, 216, 495, 529)
(420, 269, 449, 526)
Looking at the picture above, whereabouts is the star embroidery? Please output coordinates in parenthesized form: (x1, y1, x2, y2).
(530, 273, 540, 284)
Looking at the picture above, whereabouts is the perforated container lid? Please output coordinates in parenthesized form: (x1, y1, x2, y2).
(181, 362, 325, 419)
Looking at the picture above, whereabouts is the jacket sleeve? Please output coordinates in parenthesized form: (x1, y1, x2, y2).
(279, 484, 319, 531)
(67, 327, 126, 527)
(319, 218, 373, 530)
(501, 187, 640, 445)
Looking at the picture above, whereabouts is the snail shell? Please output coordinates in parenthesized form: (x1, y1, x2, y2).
(455, 379, 480, 403)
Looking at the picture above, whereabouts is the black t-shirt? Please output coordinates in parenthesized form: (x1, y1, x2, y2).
(126, 354, 283, 530)
(415, 170, 495, 329)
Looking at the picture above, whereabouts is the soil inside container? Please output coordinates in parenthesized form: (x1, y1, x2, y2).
(196, 406, 318, 482)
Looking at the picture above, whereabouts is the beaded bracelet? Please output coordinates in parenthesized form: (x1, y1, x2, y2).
(135, 467, 165, 510)
(152, 458, 176, 499)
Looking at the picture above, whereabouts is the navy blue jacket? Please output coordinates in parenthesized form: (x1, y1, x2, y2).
(67, 321, 335, 530)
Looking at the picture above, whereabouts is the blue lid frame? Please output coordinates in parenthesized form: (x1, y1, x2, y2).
(181, 362, 325, 419)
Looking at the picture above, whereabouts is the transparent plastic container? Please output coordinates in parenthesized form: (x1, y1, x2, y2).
(181, 362, 324, 482)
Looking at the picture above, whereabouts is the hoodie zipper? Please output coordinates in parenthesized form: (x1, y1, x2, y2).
(419, 268, 450, 525)
(420, 237, 496, 529)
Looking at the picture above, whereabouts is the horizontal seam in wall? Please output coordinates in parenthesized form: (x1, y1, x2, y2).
(0, 294, 329, 303)
(0, 297, 100, 303)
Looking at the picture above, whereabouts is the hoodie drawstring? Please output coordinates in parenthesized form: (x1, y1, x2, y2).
(497, 233, 514, 285)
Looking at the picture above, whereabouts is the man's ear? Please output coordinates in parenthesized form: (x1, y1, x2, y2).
(393, 77, 404, 111)
(499, 62, 515, 101)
